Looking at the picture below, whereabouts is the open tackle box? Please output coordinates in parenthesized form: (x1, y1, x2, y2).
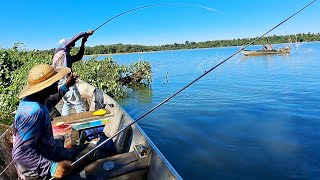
(52, 109, 114, 147)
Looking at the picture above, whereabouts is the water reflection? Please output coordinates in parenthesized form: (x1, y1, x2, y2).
(116, 84, 152, 106)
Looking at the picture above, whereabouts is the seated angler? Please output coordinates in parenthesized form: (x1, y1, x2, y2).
(12, 64, 84, 179)
(13, 64, 117, 179)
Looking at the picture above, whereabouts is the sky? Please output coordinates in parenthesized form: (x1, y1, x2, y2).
(0, 0, 319, 50)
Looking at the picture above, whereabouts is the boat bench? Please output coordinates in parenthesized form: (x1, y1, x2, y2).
(52, 110, 113, 125)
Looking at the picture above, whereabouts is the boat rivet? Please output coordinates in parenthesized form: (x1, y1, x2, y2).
(103, 161, 115, 170)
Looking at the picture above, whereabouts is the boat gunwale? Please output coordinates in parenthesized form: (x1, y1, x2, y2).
(107, 96, 183, 180)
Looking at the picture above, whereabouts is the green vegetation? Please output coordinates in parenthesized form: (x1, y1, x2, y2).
(73, 57, 152, 98)
(42, 33, 320, 55)
(0, 44, 152, 126)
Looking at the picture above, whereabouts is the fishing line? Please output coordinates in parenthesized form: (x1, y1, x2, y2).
(0, 161, 13, 177)
(68, 0, 317, 171)
(93, 3, 223, 32)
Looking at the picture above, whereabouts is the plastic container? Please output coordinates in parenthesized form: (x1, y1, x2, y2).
(90, 120, 102, 127)
(72, 119, 110, 131)
(71, 122, 91, 130)
(52, 123, 72, 148)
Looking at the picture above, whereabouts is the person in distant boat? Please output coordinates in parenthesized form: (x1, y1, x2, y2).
(262, 44, 268, 50)
(268, 43, 273, 50)
(52, 30, 94, 116)
(12, 64, 117, 179)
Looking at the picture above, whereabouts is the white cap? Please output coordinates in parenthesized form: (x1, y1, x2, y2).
(57, 38, 67, 48)
(58, 39, 67, 45)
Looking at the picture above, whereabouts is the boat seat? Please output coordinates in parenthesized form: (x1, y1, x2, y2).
(84, 151, 149, 180)
(114, 116, 132, 154)
(93, 88, 105, 110)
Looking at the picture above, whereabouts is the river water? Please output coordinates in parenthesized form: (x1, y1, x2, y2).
(98, 42, 320, 179)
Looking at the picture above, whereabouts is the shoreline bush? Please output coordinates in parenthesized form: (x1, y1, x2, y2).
(0, 44, 152, 127)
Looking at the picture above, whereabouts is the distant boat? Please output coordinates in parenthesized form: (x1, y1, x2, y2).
(241, 46, 291, 56)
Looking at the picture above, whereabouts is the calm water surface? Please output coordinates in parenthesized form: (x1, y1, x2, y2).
(98, 42, 320, 179)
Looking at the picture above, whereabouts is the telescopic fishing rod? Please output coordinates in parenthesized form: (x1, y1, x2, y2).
(47, 0, 318, 179)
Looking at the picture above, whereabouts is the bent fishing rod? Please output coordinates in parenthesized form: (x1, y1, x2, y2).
(47, 0, 318, 179)
(93, 3, 223, 32)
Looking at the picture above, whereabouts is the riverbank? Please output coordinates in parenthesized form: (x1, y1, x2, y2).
(84, 40, 320, 57)
(85, 50, 153, 57)
(80, 33, 320, 56)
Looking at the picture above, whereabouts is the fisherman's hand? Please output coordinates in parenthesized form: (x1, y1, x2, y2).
(87, 30, 94, 36)
(54, 160, 73, 178)
(66, 72, 79, 88)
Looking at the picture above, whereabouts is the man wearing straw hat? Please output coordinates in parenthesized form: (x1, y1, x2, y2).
(12, 64, 81, 179)
(52, 30, 94, 116)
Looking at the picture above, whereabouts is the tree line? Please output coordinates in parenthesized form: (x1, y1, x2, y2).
(43, 32, 320, 55)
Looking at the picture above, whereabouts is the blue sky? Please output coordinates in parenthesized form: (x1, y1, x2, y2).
(0, 0, 319, 50)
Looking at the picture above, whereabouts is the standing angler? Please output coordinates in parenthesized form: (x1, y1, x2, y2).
(52, 30, 94, 116)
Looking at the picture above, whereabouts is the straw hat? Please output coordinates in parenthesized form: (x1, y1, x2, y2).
(18, 64, 71, 99)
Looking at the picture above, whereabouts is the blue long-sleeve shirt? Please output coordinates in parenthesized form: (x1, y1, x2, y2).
(12, 84, 69, 178)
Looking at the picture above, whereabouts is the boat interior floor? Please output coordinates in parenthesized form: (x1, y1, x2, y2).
(62, 145, 149, 180)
